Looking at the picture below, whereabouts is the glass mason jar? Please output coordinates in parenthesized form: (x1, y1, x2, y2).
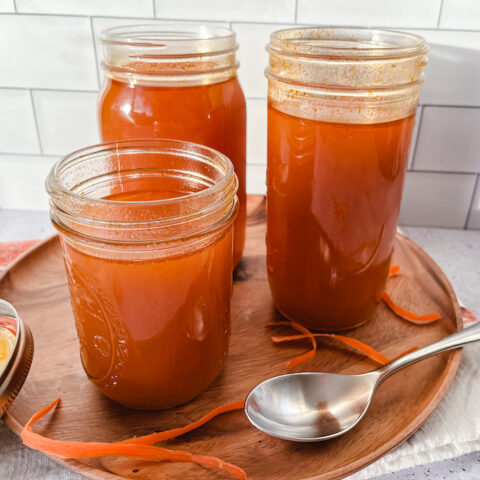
(98, 25, 246, 268)
(46, 139, 238, 410)
(266, 27, 428, 331)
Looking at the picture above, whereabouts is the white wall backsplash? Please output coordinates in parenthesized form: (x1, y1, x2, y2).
(246, 99, 267, 166)
(0, 15, 97, 90)
(33, 90, 99, 155)
(0, 154, 58, 210)
(467, 177, 480, 229)
(399, 172, 477, 228)
(0, 89, 40, 154)
(15, 0, 154, 17)
(414, 107, 480, 173)
(0, 0, 479, 230)
(440, 0, 480, 30)
(155, 0, 295, 23)
(297, 0, 442, 28)
(0, 0, 13, 13)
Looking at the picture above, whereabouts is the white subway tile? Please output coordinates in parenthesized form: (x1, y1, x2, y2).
(399, 171, 476, 228)
(0, 155, 57, 210)
(247, 164, 266, 195)
(0, 0, 14, 12)
(92, 17, 228, 82)
(411, 29, 480, 106)
(0, 89, 40, 154)
(0, 15, 97, 90)
(235, 22, 294, 99)
(247, 98, 267, 166)
(33, 91, 99, 156)
(440, 0, 480, 30)
(408, 106, 422, 169)
(413, 106, 480, 173)
(297, 0, 442, 28)
(16, 0, 154, 17)
(467, 176, 480, 229)
(155, 0, 295, 23)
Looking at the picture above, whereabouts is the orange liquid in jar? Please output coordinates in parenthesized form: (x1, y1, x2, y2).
(267, 105, 415, 331)
(60, 184, 234, 410)
(99, 77, 246, 267)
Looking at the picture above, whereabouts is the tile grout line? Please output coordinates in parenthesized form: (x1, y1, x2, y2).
(410, 106, 424, 171)
(294, 0, 298, 23)
(464, 174, 479, 229)
(437, 0, 445, 28)
(1, 12, 480, 33)
(0, 86, 99, 94)
(0, 151, 59, 158)
(408, 169, 479, 176)
(28, 89, 44, 155)
(152, 0, 156, 18)
(89, 16, 101, 89)
(12, 0, 17, 13)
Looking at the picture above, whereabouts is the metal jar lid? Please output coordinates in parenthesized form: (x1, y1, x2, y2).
(0, 299, 34, 415)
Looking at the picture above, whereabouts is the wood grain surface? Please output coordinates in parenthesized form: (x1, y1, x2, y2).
(0, 195, 463, 480)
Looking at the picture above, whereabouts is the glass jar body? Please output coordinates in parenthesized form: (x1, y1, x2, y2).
(266, 27, 427, 331)
(47, 140, 238, 409)
(99, 25, 246, 267)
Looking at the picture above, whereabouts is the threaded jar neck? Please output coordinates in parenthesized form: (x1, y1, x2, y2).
(46, 139, 238, 258)
(101, 24, 239, 87)
(266, 27, 428, 124)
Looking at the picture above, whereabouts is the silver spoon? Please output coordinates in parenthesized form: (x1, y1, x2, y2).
(245, 321, 480, 442)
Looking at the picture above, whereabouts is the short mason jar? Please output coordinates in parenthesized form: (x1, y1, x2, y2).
(266, 27, 428, 331)
(46, 139, 238, 410)
(98, 24, 246, 267)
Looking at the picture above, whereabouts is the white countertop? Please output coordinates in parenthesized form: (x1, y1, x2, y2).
(0, 209, 479, 479)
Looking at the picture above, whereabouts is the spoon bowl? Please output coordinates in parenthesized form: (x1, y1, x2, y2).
(245, 371, 379, 442)
(245, 321, 480, 442)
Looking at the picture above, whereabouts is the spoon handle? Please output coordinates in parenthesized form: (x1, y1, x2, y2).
(377, 320, 480, 382)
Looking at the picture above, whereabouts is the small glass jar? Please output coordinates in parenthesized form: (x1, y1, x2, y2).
(46, 139, 238, 410)
(266, 27, 428, 331)
(98, 24, 246, 267)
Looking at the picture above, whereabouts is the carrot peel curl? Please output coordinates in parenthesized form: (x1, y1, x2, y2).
(382, 292, 441, 324)
(21, 399, 247, 479)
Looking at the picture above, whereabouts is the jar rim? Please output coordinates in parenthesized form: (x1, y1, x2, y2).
(46, 139, 238, 249)
(101, 23, 236, 52)
(47, 138, 235, 211)
(268, 26, 428, 59)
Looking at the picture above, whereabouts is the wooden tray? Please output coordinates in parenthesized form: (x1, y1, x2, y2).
(0, 195, 462, 480)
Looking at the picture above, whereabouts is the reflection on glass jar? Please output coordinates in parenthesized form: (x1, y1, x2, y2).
(98, 25, 246, 267)
(46, 140, 238, 410)
(266, 27, 428, 331)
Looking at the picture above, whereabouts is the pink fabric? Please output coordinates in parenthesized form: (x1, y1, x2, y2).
(0, 240, 41, 270)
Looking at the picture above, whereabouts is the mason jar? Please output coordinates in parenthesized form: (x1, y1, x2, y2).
(46, 139, 238, 410)
(266, 27, 428, 331)
(98, 24, 246, 267)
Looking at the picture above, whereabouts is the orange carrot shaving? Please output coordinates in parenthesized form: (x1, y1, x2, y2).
(382, 292, 441, 324)
(121, 400, 244, 445)
(389, 265, 400, 276)
(272, 333, 390, 365)
(393, 346, 418, 359)
(268, 322, 418, 367)
(266, 321, 317, 367)
(22, 399, 247, 480)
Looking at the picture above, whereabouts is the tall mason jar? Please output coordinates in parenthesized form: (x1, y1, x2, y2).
(46, 139, 238, 410)
(98, 25, 246, 267)
(266, 27, 428, 331)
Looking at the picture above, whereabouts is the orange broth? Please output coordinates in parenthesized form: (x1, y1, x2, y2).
(267, 105, 415, 331)
(99, 77, 246, 267)
(60, 186, 234, 410)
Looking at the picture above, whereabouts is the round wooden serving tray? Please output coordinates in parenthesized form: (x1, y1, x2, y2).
(0, 195, 462, 480)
